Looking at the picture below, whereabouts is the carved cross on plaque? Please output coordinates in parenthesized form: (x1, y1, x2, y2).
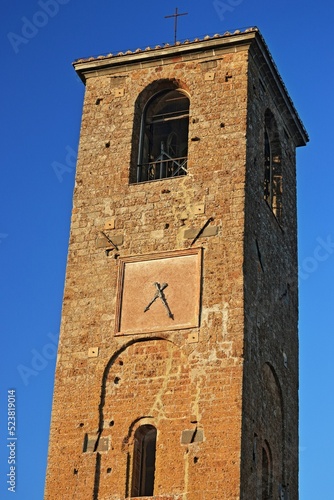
(144, 282, 174, 319)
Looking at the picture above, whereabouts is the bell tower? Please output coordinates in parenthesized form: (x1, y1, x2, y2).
(45, 28, 308, 499)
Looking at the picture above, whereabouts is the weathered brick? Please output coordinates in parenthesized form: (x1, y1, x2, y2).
(45, 29, 307, 500)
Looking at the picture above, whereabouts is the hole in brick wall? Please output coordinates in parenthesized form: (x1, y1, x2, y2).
(253, 434, 258, 462)
(105, 141, 110, 148)
(164, 223, 169, 229)
(74, 468, 78, 475)
(119, 360, 124, 366)
(220, 122, 225, 128)
(114, 377, 120, 384)
(83, 434, 88, 452)
(107, 467, 112, 473)
(193, 457, 199, 464)
(79, 423, 84, 427)
(191, 136, 200, 141)
(109, 420, 115, 427)
(96, 98, 102, 105)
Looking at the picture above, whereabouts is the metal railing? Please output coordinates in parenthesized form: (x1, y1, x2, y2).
(137, 156, 187, 182)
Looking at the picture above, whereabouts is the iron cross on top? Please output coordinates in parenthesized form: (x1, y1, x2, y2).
(165, 7, 188, 45)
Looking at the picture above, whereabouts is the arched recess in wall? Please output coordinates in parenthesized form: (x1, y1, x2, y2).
(129, 79, 190, 183)
(260, 362, 284, 496)
(92, 337, 193, 499)
(264, 109, 282, 223)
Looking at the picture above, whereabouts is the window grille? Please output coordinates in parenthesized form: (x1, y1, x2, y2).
(137, 90, 189, 182)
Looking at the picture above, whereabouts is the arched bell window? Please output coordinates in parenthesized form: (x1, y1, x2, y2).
(137, 89, 189, 182)
(264, 109, 282, 223)
(131, 425, 157, 497)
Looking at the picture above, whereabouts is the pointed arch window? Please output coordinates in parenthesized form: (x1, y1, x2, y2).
(131, 425, 157, 497)
(264, 110, 282, 224)
(137, 89, 189, 182)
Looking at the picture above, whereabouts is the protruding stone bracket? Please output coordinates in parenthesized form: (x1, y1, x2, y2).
(181, 428, 204, 444)
(96, 233, 123, 250)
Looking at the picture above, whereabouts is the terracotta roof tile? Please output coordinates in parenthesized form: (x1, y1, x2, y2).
(74, 27, 259, 63)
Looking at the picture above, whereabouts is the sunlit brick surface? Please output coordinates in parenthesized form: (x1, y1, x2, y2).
(45, 30, 307, 499)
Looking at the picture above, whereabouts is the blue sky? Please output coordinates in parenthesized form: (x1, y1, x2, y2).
(1, 0, 333, 498)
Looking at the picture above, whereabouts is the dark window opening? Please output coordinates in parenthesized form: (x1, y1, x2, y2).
(131, 425, 157, 497)
(261, 445, 273, 500)
(137, 90, 189, 182)
(264, 110, 282, 224)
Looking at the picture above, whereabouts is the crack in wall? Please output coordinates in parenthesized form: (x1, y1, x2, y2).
(148, 341, 181, 421)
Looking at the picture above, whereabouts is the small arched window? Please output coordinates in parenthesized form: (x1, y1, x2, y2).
(261, 443, 273, 500)
(131, 425, 157, 497)
(137, 89, 189, 182)
(264, 110, 282, 223)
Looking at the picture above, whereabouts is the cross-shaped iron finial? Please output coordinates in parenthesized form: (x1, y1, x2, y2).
(165, 7, 188, 45)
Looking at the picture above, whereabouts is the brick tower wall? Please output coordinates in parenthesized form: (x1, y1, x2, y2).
(45, 31, 307, 500)
(45, 39, 249, 500)
(240, 47, 300, 499)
